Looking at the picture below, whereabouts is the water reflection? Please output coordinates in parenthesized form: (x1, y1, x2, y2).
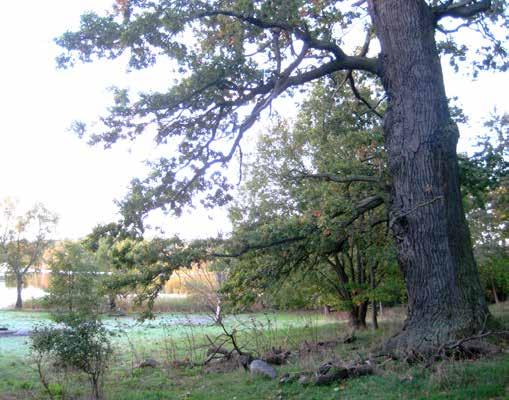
(0, 270, 194, 309)
(0, 275, 48, 309)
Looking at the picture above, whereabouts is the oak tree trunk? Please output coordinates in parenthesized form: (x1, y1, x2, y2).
(369, 0, 489, 352)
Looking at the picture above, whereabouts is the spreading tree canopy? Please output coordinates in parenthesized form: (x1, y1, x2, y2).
(57, 0, 508, 353)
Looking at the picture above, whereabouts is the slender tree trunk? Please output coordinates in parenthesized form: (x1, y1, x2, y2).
(370, 262, 378, 329)
(15, 273, 23, 309)
(214, 298, 222, 325)
(368, 0, 489, 352)
(491, 278, 500, 304)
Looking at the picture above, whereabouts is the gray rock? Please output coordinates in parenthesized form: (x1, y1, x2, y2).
(249, 359, 277, 379)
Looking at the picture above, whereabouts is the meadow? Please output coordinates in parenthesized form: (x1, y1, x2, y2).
(0, 302, 508, 399)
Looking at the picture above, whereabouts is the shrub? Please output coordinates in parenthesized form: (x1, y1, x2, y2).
(30, 319, 113, 400)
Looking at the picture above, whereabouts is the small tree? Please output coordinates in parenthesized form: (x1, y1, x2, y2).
(46, 241, 102, 323)
(0, 199, 57, 309)
(33, 243, 113, 400)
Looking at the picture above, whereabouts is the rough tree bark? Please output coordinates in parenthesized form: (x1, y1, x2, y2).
(368, 0, 489, 352)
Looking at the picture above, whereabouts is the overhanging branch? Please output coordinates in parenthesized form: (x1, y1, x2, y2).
(292, 172, 382, 185)
(211, 194, 385, 259)
(193, 9, 379, 75)
(433, 0, 492, 21)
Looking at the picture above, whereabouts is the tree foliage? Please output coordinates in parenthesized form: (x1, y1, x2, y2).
(55, 1, 506, 226)
(461, 114, 509, 303)
(56, 0, 508, 350)
(46, 242, 102, 323)
(30, 320, 113, 400)
(220, 77, 403, 326)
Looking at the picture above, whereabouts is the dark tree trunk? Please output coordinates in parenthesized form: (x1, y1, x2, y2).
(359, 301, 368, 328)
(109, 294, 117, 311)
(348, 309, 361, 329)
(15, 273, 23, 309)
(371, 300, 378, 330)
(349, 302, 368, 329)
(368, 0, 489, 352)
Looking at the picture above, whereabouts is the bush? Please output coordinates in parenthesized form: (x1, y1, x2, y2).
(30, 319, 113, 400)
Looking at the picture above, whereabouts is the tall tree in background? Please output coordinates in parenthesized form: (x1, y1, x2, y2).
(460, 113, 509, 303)
(0, 199, 58, 309)
(57, 0, 507, 352)
(221, 77, 398, 329)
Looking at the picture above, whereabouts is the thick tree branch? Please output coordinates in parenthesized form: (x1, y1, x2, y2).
(194, 9, 379, 75)
(161, 54, 379, 208)
(211, 194, 385, 259)
(292, 172, 382, 185)
(433, 0, 492, 21)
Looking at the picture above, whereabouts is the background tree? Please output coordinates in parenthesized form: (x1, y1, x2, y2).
(0, 199, 58, 309)
(56, 0, 508, 352)
(82, 222, 139, 311)
(460, 113, 509, 303)
(221, 77, 401, 329)
(46, 241, 102, 323)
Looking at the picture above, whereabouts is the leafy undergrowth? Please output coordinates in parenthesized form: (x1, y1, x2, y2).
(0, 305, 508, 399)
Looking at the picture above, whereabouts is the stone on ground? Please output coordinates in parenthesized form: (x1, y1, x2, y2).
(249, 359, 277, 379)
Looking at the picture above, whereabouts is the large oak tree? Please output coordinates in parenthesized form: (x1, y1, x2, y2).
(57, 0, 507, 352)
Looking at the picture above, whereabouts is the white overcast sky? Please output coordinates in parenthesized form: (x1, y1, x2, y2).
(0, 1, 507, 240)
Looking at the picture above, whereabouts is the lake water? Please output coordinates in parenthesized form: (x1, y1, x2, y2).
(0, 271, 189, 309)
(0, 273, 49, 309)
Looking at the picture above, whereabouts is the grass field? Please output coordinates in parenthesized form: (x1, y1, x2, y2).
(0, 304, 508, 399)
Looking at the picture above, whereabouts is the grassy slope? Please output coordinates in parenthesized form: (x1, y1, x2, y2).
(0, 305, 508, 399)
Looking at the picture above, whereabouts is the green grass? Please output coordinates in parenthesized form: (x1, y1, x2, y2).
(0, 306, 508, 399)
